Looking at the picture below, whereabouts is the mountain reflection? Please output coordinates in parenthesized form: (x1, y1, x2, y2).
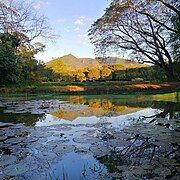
(0, 95, 179, 126)
(51, 96, 180, 121)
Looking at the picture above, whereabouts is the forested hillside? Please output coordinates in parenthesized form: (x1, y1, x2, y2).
(44, 54, 173, 82)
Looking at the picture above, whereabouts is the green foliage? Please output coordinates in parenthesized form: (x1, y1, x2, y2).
(0, 33, 55, 85)
(173, 62, 180, 80)
(45, 54, 149, 82)
(44, 58, 170, 83)
(112, 66, 167, 82)
(0, 33, 20, 48)
(35, 63, 57, 82)
(0, 1, 54, 85)
(21, 58, 38, 82)
(0, 39, 21, 84)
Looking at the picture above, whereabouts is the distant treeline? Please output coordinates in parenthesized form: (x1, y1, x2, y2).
(45, 62, 180, 83)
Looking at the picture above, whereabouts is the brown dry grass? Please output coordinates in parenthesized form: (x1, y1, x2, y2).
(126, 83, 171, 90)
(0, 82, 179, 95)
(64, 86, 86, 92)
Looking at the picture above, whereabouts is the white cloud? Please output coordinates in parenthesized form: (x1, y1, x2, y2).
(33, 1, 49, 10)
(74, 16, 92, 26)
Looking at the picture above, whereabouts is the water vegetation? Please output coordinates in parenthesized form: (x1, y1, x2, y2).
(0, 96, 179, 179)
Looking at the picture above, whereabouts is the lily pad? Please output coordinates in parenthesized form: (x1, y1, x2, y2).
(3, 162, 29, 176)
(90, 143, 112, 157)
(53, 144, 74, 155)
(0, 155, 17, 167)
(4, 137, 25, 145)
(75, 146, 90, 154)
(73, 135, 98, 144)
(0, 135, 7, 141)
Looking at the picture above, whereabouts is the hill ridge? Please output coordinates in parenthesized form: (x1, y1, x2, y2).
(46, 54, 146, 71)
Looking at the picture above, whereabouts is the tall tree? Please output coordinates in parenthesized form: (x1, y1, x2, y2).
(89, 0, 180, 81)
(171, 4, 180, 61)
(0, 0, 52, 84)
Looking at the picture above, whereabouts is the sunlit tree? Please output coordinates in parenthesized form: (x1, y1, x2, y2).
(87, 68, 101, 81)
(101, 66, 112, 80)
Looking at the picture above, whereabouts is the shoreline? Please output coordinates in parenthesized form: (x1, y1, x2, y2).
(0, 91, 179, 103)
(0, 82, 180, 96)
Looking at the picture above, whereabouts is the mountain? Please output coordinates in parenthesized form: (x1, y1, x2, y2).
(46, 54, 146, 71)
(97, 57, 145, 68)
(46, 54, 100, 70)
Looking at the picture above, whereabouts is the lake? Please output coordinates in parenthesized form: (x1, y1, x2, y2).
(0, 93, 179, 179)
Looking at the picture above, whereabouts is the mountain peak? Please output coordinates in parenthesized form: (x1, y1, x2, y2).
(46, 55, 147, 71)
(64, 53, 76, 59)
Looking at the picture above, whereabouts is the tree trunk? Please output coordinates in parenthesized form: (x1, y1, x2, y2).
(164, 65, 176, 81)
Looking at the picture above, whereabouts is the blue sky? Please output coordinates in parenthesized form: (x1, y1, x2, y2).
(32, 0, 110, 62)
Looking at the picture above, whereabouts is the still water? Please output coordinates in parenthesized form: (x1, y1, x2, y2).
(0, 93, 179, 179)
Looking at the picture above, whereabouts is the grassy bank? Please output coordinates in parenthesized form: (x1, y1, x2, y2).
(0, 92, 179, 103)
(0, 81, 180, 96)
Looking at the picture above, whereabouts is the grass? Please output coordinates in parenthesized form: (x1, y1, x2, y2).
(0, 81, 179, 96)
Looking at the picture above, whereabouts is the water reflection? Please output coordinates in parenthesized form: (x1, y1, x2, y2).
(51, 100, 180, 122)
(51, 153, 108, 180)
(0, 95, 179, 126)
(139, 102, 180, 123)
(0, 107, 47, 126)
(53, 95, 180, 120)
(0, 94, 179, 179)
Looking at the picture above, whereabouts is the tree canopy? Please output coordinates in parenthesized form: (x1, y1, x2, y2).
(89, 0, 180, 81)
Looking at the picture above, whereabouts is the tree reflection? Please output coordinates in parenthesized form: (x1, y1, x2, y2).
(92, 102, 180, 179)
(139, 102, 180, 123)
